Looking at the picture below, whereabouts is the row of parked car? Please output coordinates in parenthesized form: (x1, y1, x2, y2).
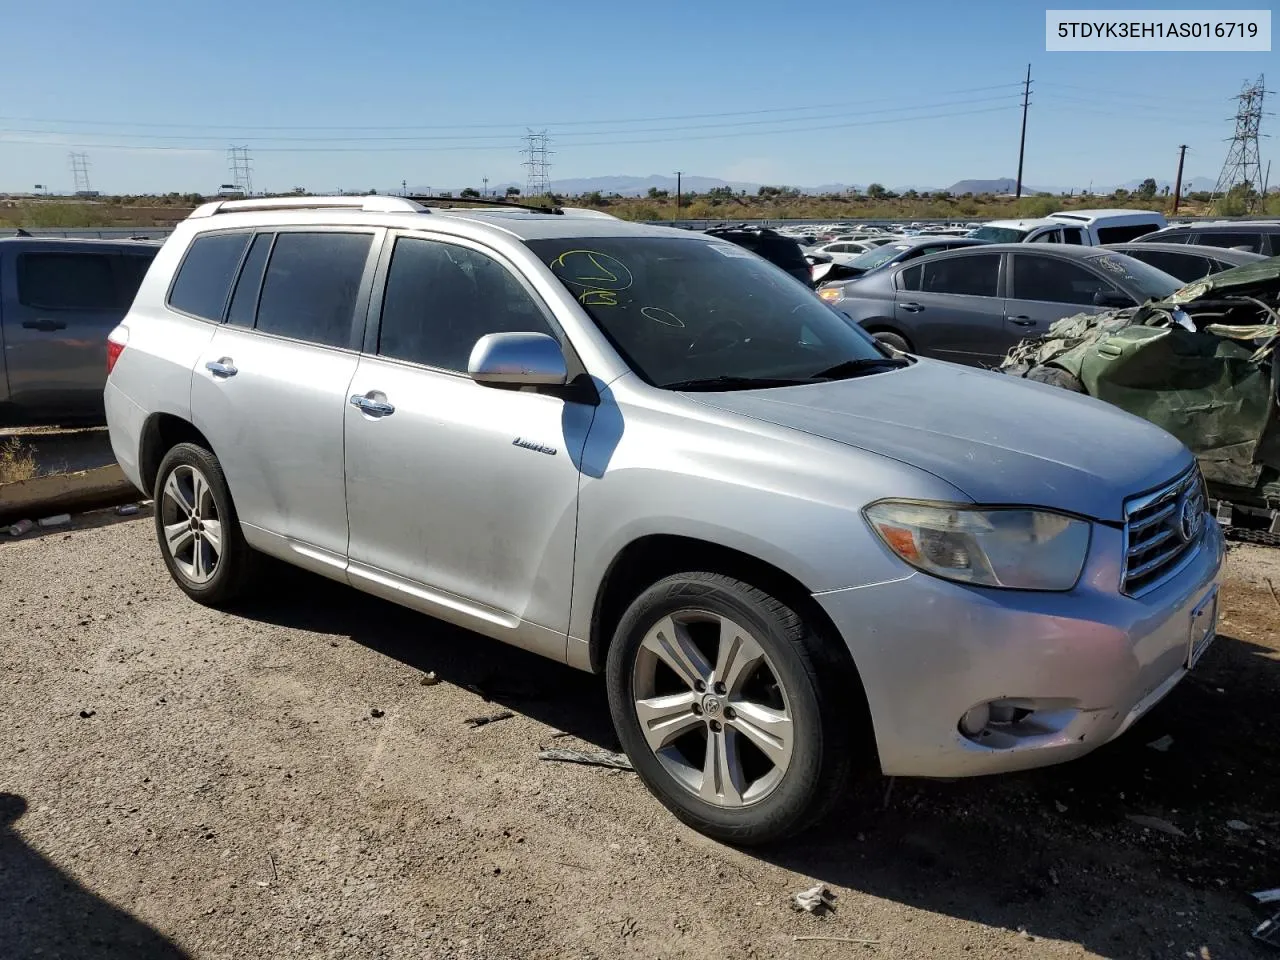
(2, 214, 1278, 428)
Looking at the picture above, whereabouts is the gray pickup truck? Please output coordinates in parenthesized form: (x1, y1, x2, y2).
(1, 236, 160, 426)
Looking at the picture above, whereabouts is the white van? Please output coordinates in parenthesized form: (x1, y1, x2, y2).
(971, 208, 1167, 246)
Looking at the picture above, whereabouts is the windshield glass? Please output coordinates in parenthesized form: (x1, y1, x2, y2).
(847, 243, 911, 270)
(1087, 253, 1183, 300)
(970, 225, 1030, 243)
(526, 236, 888, 388)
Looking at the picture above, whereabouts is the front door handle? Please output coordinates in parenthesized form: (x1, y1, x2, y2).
(1009, 316, 1037, 326)
(350, 394, 395, 417)
(22, 318, 67, 332)
(206, 358, 238, 378)
(899, 302, 924, 313)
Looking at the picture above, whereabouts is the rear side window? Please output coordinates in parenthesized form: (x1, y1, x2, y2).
(1096, 223, 1163, 244)
(1126, 249, 1212, 282)
(1143, 230, 1188, 244)
(1013, 254, 1119, 305)
(168, 232, 252, 321)
(1062, 228, 1085, 245)
(919, 254, 1000, 297)
(18, 253, 117, 310)
(254, 232, 373, 348)
(1196, 231, 1262, 253)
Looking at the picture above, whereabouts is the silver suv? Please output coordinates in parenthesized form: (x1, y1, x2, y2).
(105, 196, 1223, 844)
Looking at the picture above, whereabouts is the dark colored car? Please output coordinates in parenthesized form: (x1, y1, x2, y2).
(1132, 220, 1280, 256)
(831, 235, 989, 280)
(702, 225, 811, 284)
(820, 244, 1183, 367)
(0, 236, 160, 426)
(1102, 241, 1267, 282)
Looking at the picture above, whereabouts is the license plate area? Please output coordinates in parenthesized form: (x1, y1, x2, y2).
(1188, 588, 1218, 669)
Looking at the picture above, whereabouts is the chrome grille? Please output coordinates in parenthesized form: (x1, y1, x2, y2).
(1121, 465, 1207, 598)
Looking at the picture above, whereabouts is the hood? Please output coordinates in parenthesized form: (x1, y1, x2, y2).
(687, 360, 1192, 522)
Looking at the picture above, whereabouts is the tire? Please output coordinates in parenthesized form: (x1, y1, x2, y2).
(606, 572, 862, 845)
(1026, 365, 1085, 393)
(153, 442, 259, 606)
(870, 330, 911, 353)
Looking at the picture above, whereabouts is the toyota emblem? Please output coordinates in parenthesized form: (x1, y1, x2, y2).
(1178, 496, 1201, 543)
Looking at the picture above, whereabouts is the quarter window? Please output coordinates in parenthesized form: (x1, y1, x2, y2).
(377, 237, 555, 373)
(226, 234, 273, 327)
(254, 232, 373, 348)
(918, 254, 1000, 297)
(168, 232, 252, 321)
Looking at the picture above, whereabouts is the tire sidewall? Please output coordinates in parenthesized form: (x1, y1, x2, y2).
(606, 575, 827, 843)
(153, 443, 239, 601)
(872, 330, 910, 352)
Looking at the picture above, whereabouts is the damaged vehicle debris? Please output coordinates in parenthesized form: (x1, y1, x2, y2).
(1001, 258, 1280, 541)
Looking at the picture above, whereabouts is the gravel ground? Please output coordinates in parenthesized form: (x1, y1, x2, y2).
(1, 511, 1277, 960)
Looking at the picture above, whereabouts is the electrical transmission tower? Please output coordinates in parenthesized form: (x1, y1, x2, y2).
(1211, 74, 1269, 212)
(521, 130, 553, 197)
(227, 146, 254, 196)
(68, 152, 92, 194)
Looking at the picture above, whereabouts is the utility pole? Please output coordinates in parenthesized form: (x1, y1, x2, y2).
(1172, 144, 1188, 213)
(675, 171, 682, 219)
(1015, 64, 1032, 199)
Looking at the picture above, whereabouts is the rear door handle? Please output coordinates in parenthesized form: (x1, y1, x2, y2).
(899, 302, 924, 313)
(205, 358, 238, 378)
(1009, 316, 1037, 326)
(350, 394, 395, 417)
(22, 318, 67, 331)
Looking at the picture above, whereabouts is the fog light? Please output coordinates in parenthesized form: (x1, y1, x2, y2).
(959, 703, 990, 736)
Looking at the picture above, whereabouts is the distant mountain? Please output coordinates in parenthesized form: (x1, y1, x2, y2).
(945, 178, 1065, 195)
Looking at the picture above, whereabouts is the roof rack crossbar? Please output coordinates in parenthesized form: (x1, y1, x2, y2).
(188, 195, 428, 219)
(405, 194, 563, 215)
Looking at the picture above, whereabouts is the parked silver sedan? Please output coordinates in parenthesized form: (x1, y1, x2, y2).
(105, 197, 1222, 844)
(821, 244, 1184, 365)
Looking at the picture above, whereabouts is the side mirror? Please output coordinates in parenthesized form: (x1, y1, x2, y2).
(1093, 290, 1133, 308)
(468, 332, 568, 386)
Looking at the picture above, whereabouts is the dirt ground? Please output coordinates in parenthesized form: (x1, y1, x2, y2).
(1, 511, 1277, 960)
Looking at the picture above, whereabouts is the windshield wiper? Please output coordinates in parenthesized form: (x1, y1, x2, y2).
(662, 375, 822, 392)
(809, 357, 910, 380)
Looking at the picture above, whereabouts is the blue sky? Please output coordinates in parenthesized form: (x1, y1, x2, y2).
(0, 0, 1272, 194)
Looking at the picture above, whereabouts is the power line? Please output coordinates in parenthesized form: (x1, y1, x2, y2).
(0, 95, 1023, 145)
(0, 84, 1025, 132)
(0, 104, 1021, 154)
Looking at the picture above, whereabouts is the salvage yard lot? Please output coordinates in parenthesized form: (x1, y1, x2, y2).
(1, 511, 1277, 959)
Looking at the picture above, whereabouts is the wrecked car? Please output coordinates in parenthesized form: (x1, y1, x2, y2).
(1001, 257, 1280, 538)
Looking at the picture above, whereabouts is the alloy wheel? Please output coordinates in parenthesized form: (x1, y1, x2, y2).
(159, 464, 222, 584)
(631, 611, 795, 807)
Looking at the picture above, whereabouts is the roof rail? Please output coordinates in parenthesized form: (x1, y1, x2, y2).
(187, 195, 428, 219)
(406, 194, 563, 215)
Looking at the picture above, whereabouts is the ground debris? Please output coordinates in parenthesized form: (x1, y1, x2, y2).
(6, 519, 34, 537)
(1256, 911, 1280, 947)
(38, 514, 70, 528)
(419, 671, 440, 686)
(1125, 814, 1186, 837)
(1146, 734, 1175, 752)
(369, 708, 385, 719)
(116, 503, 141, 516)
(1254, 888, 1280, 904)
(1226, 819, 1253, 832)
(792, 883, 836, 915)
(537, 748, 633, 770)
(465, 711, 513, 728)
(78, 709, 95, 719)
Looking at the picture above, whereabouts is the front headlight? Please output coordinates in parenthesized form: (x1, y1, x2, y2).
(864, 501, 1091, 591)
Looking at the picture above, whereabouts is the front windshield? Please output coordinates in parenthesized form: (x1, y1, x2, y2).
(847, 243, 910, 270)
(526, 236, 888, 388)
(970, 225, 1030, 243)
(1087, 253, 1183, 300)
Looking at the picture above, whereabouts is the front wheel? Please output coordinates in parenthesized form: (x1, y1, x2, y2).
(606, 572, 862, 845)
(870, 330, 911, 353)
(153, 442, 258, 606)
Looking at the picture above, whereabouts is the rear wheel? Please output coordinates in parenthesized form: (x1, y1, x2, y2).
(870, 330, 911, 353)
(606, 572, 862, 845)
(153, 443, 258, 606)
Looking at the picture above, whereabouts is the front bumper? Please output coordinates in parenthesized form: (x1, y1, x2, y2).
(816, 517, 1224, 778)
